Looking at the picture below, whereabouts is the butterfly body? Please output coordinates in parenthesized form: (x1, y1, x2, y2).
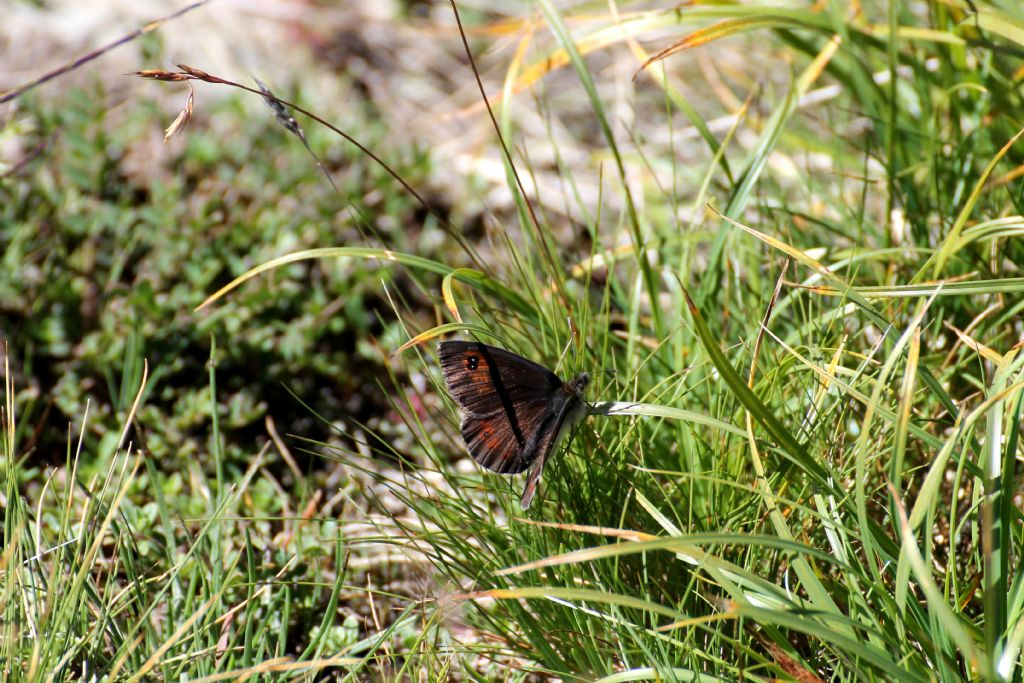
(438, 340, 589, 509)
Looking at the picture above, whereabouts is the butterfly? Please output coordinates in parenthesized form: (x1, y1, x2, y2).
(439, 340, 590, 510)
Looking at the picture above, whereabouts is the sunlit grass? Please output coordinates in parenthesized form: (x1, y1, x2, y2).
(4, 0, 1024, 680)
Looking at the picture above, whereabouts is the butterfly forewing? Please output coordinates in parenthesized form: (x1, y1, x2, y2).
(439, 340, 590, 508)
(439, 341, 563, 474)
(439, 341, 562, 414)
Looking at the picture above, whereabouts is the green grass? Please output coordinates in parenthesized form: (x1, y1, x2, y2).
(4, 0, 1024, 680)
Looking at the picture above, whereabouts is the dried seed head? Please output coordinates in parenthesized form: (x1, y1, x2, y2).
(134, 69, 189, 82)
(163, 85, 194, 142)
(173, 63, 211, 80)
(255, 78, 303, 138)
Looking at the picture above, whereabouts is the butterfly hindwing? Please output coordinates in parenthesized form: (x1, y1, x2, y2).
(519, 395, 584, 508)
(459, 401, 557, 474)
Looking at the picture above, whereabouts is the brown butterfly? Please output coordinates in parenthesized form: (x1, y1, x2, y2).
(439, 340, 590, 510)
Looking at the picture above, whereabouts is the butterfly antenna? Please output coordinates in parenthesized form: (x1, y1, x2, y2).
(555, 338, 572, 373)
(554, 315, 580, 373)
